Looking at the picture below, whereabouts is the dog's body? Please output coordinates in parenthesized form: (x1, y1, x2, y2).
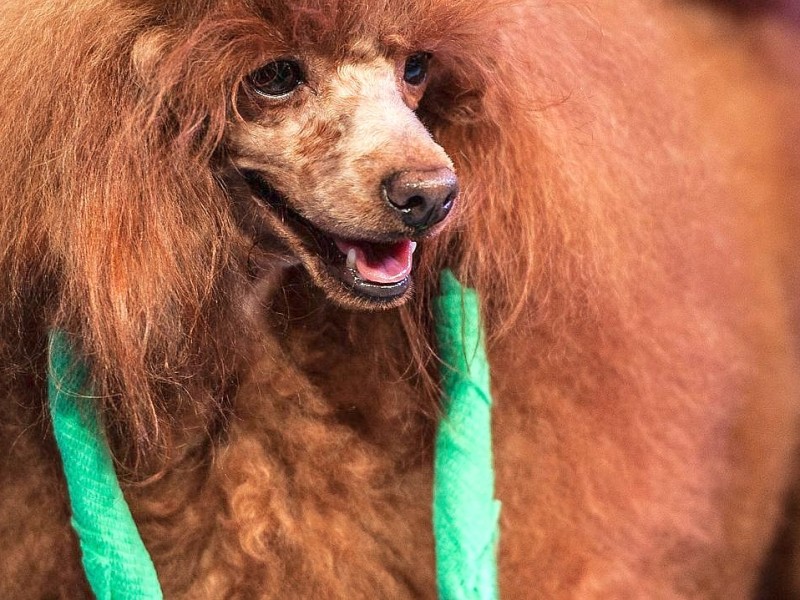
(1, 1, 800, 597)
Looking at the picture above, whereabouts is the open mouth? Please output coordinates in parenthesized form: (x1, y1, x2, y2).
(243, 171, 417, 303)
(335, 238, 416, 299)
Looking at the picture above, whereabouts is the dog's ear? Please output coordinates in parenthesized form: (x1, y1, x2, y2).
(71, 18, 273, 469)
(0, 3, 258, 470)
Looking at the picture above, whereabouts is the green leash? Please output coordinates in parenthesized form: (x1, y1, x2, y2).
(434, 270, 501, 600)
(47, 269, 499, 599)
(48, 330, 163, 599)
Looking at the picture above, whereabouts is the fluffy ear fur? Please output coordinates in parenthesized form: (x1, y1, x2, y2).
(0, 3, 243, 466)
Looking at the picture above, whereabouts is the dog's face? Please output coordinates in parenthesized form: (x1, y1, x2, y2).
(224, 43, 457, 309)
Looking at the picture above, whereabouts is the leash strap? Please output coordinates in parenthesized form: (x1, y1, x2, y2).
(48, 330, 163, 599)
(47, 269, 500, 599)
(434, 269, 501, 599)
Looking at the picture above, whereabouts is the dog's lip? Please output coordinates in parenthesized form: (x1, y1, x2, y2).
(242, 170, 415, 302)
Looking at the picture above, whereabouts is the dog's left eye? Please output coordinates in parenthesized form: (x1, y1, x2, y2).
(403, 52, 431, 86)
(247, 60, 305, 98)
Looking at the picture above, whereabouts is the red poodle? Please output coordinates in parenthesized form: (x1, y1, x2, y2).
(1, 0, 799, 597)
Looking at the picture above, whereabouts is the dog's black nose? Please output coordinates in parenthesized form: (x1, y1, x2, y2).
(383, 168, 458, 231)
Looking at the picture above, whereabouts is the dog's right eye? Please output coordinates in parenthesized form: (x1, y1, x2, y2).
(247, 60, 305, 98)
(403, 52, 431, 86)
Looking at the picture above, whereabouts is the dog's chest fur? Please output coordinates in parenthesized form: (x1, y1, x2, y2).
(126, 303, 437, 598)
(0, 284, 437, 599)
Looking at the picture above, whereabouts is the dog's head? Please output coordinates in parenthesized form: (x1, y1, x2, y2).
(0, 0, 505, 461)
(124, 1, 505, 313)
(225, 46, 457, 309)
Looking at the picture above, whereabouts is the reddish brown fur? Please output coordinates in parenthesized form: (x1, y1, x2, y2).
(1, 0, 800, 597)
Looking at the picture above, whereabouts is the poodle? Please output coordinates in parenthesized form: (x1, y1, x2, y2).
(1, 0, 799, 597)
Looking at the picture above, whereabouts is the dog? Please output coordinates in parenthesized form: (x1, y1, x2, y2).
(1, 0, 799, 597)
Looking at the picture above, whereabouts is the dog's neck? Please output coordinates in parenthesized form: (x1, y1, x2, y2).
(241, 248, 303, 324)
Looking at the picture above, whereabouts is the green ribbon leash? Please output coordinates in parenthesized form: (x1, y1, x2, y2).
(434, 269, 501, 600)
(46, 269, 499, 599)
(47, 330, 163, 599)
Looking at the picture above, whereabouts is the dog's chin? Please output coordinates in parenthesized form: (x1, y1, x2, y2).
(242, 172, 417, 311)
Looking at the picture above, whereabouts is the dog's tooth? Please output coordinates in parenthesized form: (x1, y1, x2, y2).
(346, 248, 357, 271)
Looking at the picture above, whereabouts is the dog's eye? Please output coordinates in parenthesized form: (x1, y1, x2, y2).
(403, 52, 431, 86)
(247, 60, 305, 98)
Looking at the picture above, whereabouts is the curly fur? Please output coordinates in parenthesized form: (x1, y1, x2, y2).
(1, 0, 800, 597)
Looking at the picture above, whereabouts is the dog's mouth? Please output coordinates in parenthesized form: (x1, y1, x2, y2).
(242, 171, 417, 305)
(334, 238, 416, 298)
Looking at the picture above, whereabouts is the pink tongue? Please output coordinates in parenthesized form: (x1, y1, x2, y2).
(335, 239, 417, 284)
